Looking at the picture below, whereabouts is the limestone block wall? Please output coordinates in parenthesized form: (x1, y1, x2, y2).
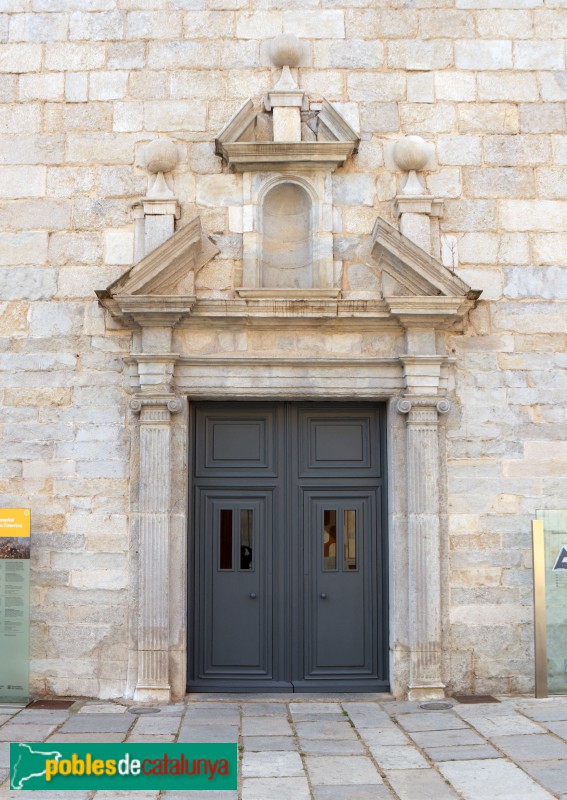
(0, 0, 566, 698)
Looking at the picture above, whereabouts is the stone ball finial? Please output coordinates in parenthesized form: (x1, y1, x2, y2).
(143, 138, 178, 175)
(393, 135, 429, 173)
(269, 33, 302, 68)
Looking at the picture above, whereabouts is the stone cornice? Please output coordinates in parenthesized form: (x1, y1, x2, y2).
(384, 296, 477, 328)
(217, 141, 357, 172)
(104, 295, 197, 329)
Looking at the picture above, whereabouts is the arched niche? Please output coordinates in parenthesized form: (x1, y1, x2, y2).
(261, 182, 313, 289)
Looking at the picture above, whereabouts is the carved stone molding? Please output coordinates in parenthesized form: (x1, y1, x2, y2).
(130, 395, 182, 416)
(397, 396, 451, 417)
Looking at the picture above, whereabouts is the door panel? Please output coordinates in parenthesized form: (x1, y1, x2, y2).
(197, 491, 273, 679)
(189, 402, 388, 692)
(302, 493, 377, 681)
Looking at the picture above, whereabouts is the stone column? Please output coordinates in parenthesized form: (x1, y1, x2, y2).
(130, 393, 180, 702)
(398, 394, 449, 700)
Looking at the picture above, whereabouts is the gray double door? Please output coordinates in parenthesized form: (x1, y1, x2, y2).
(189, 402, 388, 692)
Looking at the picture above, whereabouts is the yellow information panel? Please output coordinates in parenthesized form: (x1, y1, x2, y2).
(0, 509, 30, 704)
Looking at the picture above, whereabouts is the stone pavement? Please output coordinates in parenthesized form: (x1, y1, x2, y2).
(1, 695, 567, 799)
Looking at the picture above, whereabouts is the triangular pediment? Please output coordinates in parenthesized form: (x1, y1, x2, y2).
(371, 217, 480, 300)
(96, 216, 219, 300)
(215, 97, 359, 172)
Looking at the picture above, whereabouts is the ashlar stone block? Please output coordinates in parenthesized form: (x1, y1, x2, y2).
(0, 43, 41, 72)
(388, 40, 453, 71)
(9, 12, 69, 42)
(314, 39, 383, 69)
(458, 103, 519, 134)
(520, 103, 566, 134)
(104, 230, 134, 266)
(0, 231, 48, 266)
(477, 71, 538, 101)
(44, 42, 106, 71)
(0, 166, 46, 198)
(19, 74, 65, 102)
(515, 40, 564, 69)
(196, 175, 242, 207)
(438, 135, 481, 166)
(456, 40, 512, 70)
(435, 71, 476, 101)
(90, 72, 129, 101)
(69, 11, 125, 41)
(407, 73, 434, 103)
(284, 10, 344, 38)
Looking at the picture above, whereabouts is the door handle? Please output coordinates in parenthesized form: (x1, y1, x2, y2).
(320, 592, 327, 599)
(249, 592, 257, 599)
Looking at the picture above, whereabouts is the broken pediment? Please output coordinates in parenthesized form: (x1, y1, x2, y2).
(96, 216, 219, 328)
(371, 217, 480, 300)
(215, 96, 359, 173)
(370, 217, 481, 326)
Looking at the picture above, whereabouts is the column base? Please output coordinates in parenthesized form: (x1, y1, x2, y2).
(133, 685, 171, 704)
(408, 684, 447, 702)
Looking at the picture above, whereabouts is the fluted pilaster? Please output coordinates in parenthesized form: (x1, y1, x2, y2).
(130, 394, 181, 702)
(398, 396, 449, 700)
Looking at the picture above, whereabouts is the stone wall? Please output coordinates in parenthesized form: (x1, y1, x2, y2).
(1, 0, 566, 698)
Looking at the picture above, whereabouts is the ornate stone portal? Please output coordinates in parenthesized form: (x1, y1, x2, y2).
(97, 39, 480, 702)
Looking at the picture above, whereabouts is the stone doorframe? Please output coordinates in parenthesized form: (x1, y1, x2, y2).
(97, 216, 479, 704)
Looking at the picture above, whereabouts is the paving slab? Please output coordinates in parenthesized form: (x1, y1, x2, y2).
(542, 720, 567, 739)
(395, 712, 468, 732)
(289, 702, 343, 717)
(313, 786, 395, 799)
(126, 733, 176, 742)
(410, 727, 485, 747)
(306, 755, 383, 785)
(465, 713, 545, 737)
(93, 792, 160, 799)
(369, 744, 429, 769)
(242, 777, 310, 800)
(0, 744, 8, 769)
(241, 703, 288, 716)
(424, 744, 500, 761)
(162, 793, 237, 800)
(439, 758, 556, 800)
(381, 701, 422, 713)
(0, 724, 57, 742)
(359, 726, 410, 746)
(298, 738, 366, 755)
(241, 716, 293, 736)
(341, 703, 392, 728)
(178, 725, 239, 742)
(519, 705, 567, 722)
(184, 709, 240, 723)
(130, 715, 181, 735)
(47, 733, 127, 742)
(521, 759, 567, 795)
(492, 732, 567, 761)
(58, 714, 133, 734)
(78, 703, 128, 714)
(243, 736, 296, 751)
(242, 751, 304, 778)
(6, 711, 69, 724)
(295, 720, 358, 740)
(0, 792, 91, 799)
(386, 767, 461, 800)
